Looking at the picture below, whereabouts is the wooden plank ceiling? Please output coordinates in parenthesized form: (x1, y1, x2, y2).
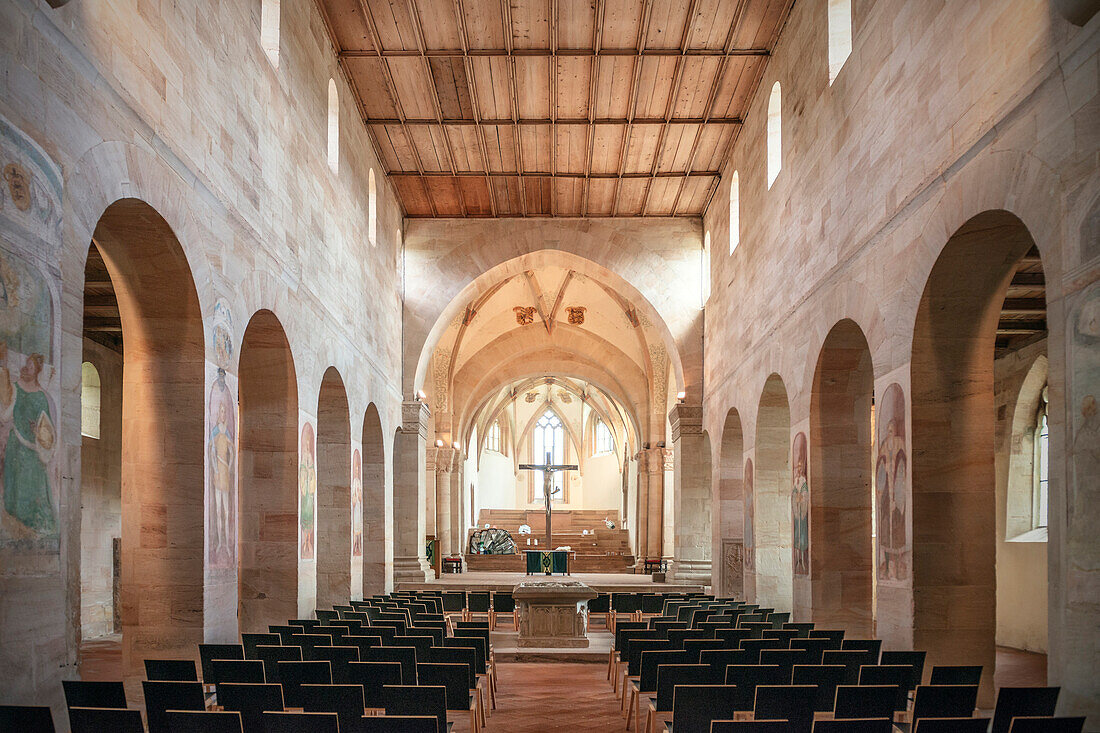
(315, 0, 792, 217)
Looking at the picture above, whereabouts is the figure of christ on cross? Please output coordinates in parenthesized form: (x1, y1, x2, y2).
(518, 451, 578, 549)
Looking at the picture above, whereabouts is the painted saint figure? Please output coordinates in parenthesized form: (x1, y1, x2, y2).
(300, 423, 317, 560)
(791, 432, 809, 575)
(207, 368, 236, 567)
(351, 449, 363, 557)
(876, 383, 909, 581)
(3, 351, 56, 535)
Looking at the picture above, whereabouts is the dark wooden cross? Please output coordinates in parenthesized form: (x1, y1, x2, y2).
(518, 451, 578, 548)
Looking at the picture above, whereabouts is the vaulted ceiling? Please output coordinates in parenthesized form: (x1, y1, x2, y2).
(315, 0, 793, 217)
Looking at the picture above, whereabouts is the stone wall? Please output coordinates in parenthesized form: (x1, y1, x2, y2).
(0, 0, 404, 714)
(701, 0, 1098, 720)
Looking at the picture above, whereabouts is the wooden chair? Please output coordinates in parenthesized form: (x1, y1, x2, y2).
(276, 660, 332, 708)
(242, 633, 282, 659)
(0, 704, 55, 732)
(879, 650, 926, 692)
(417, 661, 481, 731)
(609, 622, 651, 689)
(644, 663, 713, 733)
(490, 591, 516, 630)
(991, 688, 1061, 733)
(840, 639, 881, 665)
(163, 709, 242, 733)
(357, 714, 441, 732)
(928, 665, 982, 686)
(349, 660, 404, 710)
(62, 679, 127, 710)
(443, 635, 496, 710)
(782, 622, 815, 638)
(301, 683, 366, 731)
(141, 680, 205, 733)
(911, 685, 980, 727)
(254, 645, 302, 683)
(216, 682, 284, 732)
(810, 720, 892, 732)
(145, 659, 199, 681)
(427, 645, 489, 718)
(1008, 717, 1086, 733)
(408, 626, 445, 646)
(664, 684, 739, 732)
(199, 643, 245, 684)
(627, 650, 692, 729)
(791, 664, 846, 713)
(67, 707, 143, 733)
(269, 625, 302, 645)
(261, 710, 340, 732)
(833, 685, 898, 721)
(741, 638, 788, 663)
(789, 638, 831, 661)
(465, 592, 490, 623)
(364, 645, 419, 684)
(314, 645, 360, 683)
(382, 684, 449, 733)
(724, 665, 786, 712)
(912, 718, 991, 733)
(857, 665, 912, 711)
(715, 628, 754, 647)
(807, 630, 845, 649)
(754, 685, 816, 733)
(622, 639, 674, 706)
(209, 658, 266, 685)
(821, 650, 870, 685)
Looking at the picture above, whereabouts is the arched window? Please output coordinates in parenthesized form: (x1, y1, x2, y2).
(827, 0, 852, 84)
(327, 79, 339, 174)
(261, 0, 280, 67)
(701, 230, 711, 307)
(368, 169, 378, 247)
(767, 82, 782, 188)
(594, 418, 614, 455)
(486, 421, 501, 453)
(532, 410, 564, 503)
(1033, 386, 1049, 529)
(729, 170, 740, 254)
(81, 361, 101, 439)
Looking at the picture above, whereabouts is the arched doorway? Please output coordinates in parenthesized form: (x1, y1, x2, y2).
(716, 409, 744, 597)
(809, 319, 874, 635)
(82, 199, 205, 674)
(238, 310, 298, 632)
(362, 403, 386, 595)
(316, 367, 351, 610)
(911, 209, 1046, 705)
(755, 374, 793, 611)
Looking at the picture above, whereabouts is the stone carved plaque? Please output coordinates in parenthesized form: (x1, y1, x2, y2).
(722, 539, 744, 599)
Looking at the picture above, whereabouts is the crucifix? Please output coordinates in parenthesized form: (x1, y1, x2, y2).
(518, 451, 578, 549)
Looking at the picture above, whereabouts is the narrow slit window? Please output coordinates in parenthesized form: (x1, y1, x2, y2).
(327, 79, 339, 174)
(702, 230, 712, 307)
(828, 0, 852, 84)
(81, 361, 101, 440)
(261, 0, 280, 67)
(729, 171, 740, 254)
(368, 168, 378, 247)
(767, 82, 782, 188)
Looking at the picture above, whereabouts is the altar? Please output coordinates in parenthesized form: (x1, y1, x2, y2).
(513, 579, 597, 648)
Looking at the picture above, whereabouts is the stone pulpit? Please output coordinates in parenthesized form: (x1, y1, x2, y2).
(513, 579, 598, 648)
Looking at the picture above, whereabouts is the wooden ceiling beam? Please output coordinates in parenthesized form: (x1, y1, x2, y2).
(997, 319, 1047, 334)
(362, 116, 743, 125)
(582, 0, 606, 217)
(500, 0, 527, 216)
(338, 48, 770, 58)
(1000, 297, 1047, 315)
(391, 170, 721, 178)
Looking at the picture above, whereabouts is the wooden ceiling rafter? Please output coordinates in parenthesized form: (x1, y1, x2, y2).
(316, 0, 791, 216)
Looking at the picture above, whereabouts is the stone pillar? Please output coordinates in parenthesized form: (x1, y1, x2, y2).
(645, 447, 668, 560)
(634, 449, 649, 563)
(450, 460, 464, 556)
(434, 447, 456, 554)
(668, 404, 711, 584)
(393, 401, 431, 583)
(424, 448, 437, 537)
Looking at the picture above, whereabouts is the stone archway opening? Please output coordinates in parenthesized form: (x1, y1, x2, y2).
(754, 374, 793, 611)
(361, 403, 386, 596)
(316, 367, 351, 610)
(716, 409, 745, 597)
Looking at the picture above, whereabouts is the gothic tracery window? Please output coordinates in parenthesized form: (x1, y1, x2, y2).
(532, 410, 564, 502)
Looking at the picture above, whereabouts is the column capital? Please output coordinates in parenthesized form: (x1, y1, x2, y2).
(668, 403, 704, 441)
(433, 446, 458, 474)
(401, 400, 431, 438)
